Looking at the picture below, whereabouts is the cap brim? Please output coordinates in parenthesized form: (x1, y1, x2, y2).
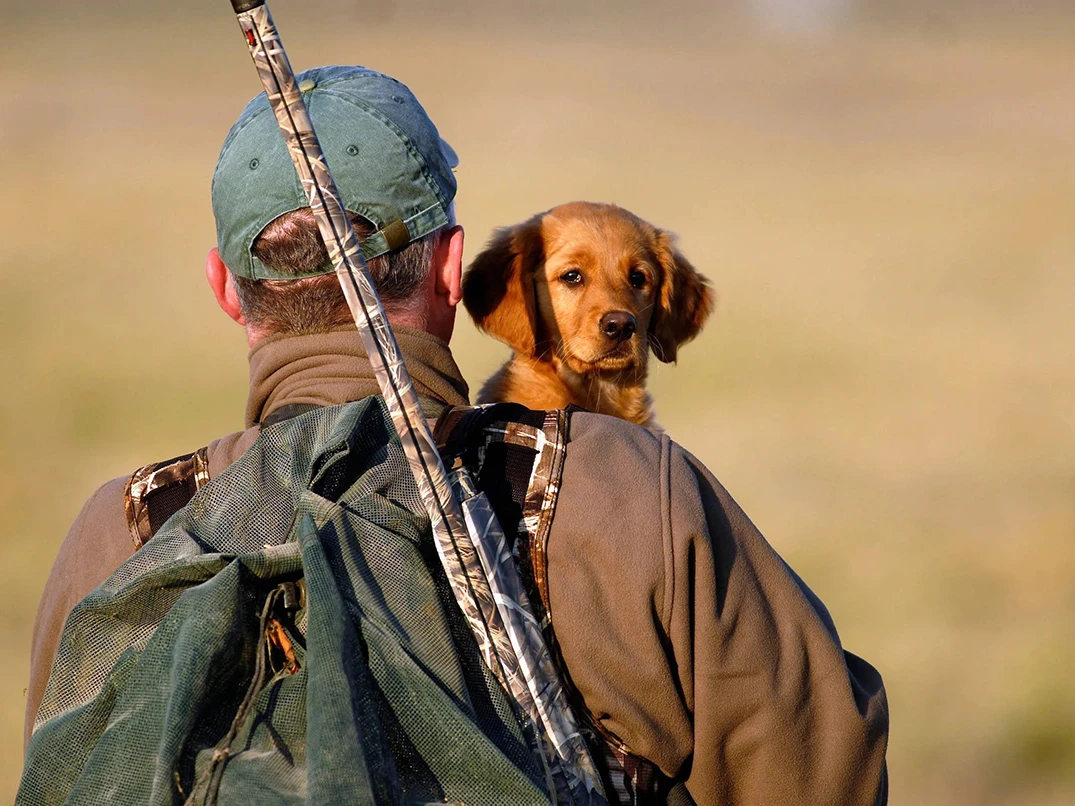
(440, 138, 460, 169)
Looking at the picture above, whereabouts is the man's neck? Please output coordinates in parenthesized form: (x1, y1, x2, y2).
(244, 326, 469, 428)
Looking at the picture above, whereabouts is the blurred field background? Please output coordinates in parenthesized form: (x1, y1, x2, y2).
(2, 0, 1074, 802)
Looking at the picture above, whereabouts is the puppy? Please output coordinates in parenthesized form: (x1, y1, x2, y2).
(462, 201, 714, 427)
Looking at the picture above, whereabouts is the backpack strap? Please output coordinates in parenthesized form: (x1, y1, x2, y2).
(123, 403, 326, 550)
(123, 447, 210, 550)
(435, 405, 688, 805)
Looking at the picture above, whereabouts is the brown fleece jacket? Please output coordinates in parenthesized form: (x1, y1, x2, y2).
(26, 326, 888, 805)
(552, 414, 888, 803)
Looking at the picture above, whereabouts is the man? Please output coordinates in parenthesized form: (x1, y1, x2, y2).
(26, 65, 888, 804)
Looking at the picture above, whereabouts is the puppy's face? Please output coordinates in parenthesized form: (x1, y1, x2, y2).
(535, 207, 660, 376)
(463, 201, 713, 375)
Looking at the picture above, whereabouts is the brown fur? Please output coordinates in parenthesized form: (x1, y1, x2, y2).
(463, 202, 714, 427)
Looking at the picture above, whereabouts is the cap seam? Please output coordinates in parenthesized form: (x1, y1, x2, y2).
(240, 92, 450, 276)
(307, 68, 410, 93)
(312, 87, 453, 211)
(212, 103, 278, 192)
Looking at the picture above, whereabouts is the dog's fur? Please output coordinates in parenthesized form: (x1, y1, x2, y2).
(462, 202, 714, 427)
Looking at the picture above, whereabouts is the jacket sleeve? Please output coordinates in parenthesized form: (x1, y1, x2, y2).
(24, 476, 132, 750)
(546, 414, 888, 805)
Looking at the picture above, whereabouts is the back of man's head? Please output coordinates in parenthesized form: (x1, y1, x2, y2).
(211, 65, 458, 335)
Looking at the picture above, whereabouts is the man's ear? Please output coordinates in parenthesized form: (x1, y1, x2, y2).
(462, 216, 544, 356)
(205, 247, 246, 326)
(433, 225, 465, 307)
(649, 231, 715, 363)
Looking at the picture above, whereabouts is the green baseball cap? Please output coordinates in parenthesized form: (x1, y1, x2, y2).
(212, 65, 458, 280)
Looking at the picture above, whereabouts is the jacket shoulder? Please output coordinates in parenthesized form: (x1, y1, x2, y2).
(565, 411, 668, 472)
(563, 411, 706, 525)
(56, 475, 134, 588)
(26, 474, 131, 744)
(26, 428, 254, 745)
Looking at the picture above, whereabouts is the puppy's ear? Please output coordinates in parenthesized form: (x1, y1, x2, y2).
(463, 217, 544, 356)
(649, 231, 715, 363)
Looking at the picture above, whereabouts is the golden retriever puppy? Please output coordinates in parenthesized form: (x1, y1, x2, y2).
(462, 201, 714, 427)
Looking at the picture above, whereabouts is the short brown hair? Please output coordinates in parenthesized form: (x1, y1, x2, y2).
(233, 208, 444, 335)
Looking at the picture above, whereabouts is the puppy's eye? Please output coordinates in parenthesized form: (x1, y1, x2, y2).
(628, 269, 648, 289)
(561, 269, 583, 285)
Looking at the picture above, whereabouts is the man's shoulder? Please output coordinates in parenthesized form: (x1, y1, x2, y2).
(30, 426, 256, 676)
(567, 410, 666, 462)
(64, 425, 257, 560)
(555, 411, 696, 559)
(206, 425, 262, 476)
(66, 474, 131, 554)
(564, 410, 702, 493)
(554, 410, 718, 573)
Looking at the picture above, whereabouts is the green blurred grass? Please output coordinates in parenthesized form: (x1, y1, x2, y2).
(3, 5, 1075, 803)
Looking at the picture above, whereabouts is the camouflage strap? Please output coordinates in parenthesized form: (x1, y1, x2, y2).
(228, 4, 605, 803)
(437, 405, 605, 798)
(450, 408, 684, 806)
(124, 448, 210, 550)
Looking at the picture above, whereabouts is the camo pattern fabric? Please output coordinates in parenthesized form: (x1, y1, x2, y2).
(449, 468, 604, 803)
(467, 409, 676, 806)
(234, 8, 604, 803)
(123, 448, 210, 550)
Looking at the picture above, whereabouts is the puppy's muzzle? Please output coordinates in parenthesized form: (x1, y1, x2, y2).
(600, 311, 637, 343)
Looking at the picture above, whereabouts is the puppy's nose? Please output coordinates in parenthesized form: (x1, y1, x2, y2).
(600, 311, 637, 343)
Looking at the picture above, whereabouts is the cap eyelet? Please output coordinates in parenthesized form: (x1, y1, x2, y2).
(392, 95, 404, 104)
(346, 145, 359, 156)
(249, 158, 259, 170)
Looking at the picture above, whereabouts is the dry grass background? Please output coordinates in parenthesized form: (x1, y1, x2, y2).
(2, 1, 1074, 802)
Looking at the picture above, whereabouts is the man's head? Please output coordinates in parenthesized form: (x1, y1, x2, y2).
(207, 65, 464, 344)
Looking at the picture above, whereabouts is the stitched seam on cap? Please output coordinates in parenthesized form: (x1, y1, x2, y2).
(313, 88, 453, 210)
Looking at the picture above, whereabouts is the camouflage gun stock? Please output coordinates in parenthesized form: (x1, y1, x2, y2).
(227, 2, 605, 802)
